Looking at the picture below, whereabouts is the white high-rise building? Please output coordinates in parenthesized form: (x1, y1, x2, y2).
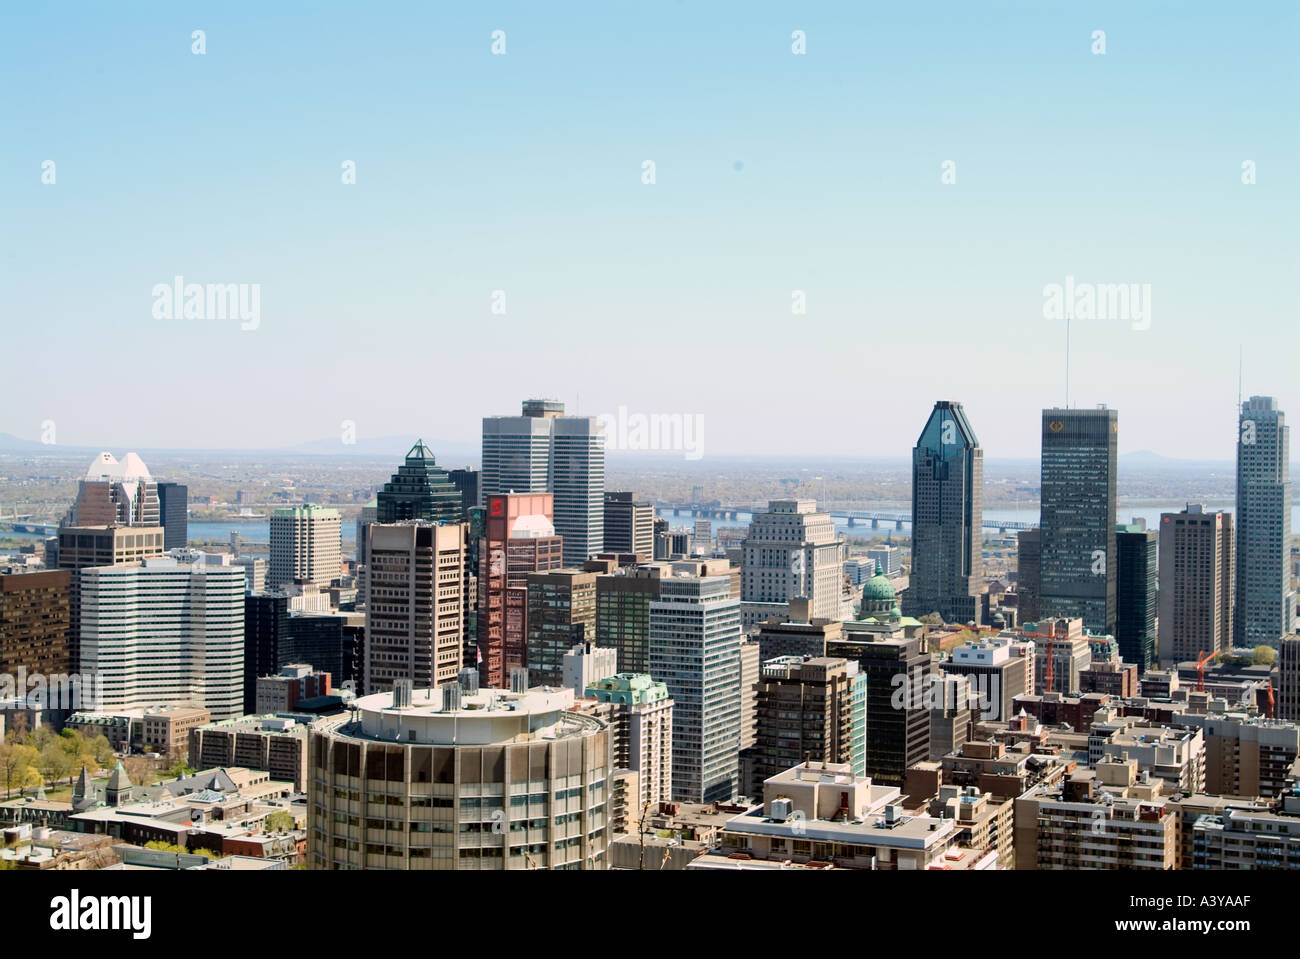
(79, 552, 244, 719)
(552, 416, 605, 566)
(482, 399, 605, 567)
(740, 500, 844, 628)
(269, 504, 342, 590)
(562, 641, 617, 698)
(649, 572, 741, 804)
(481, 403, 556, 495)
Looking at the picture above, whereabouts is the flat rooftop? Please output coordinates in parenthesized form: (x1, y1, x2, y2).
(723, 804, 954, 849)
(321, 686, 606, 747)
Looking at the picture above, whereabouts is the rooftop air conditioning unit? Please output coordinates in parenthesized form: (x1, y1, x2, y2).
(392, 680, 413, 709)
(442, 684, 462, 712)
(770, 798, 793, 822)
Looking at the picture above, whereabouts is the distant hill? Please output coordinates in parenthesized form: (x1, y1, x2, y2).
(0, 433, 82, 453)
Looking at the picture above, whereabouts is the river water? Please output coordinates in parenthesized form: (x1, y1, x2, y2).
(14, 502, 1296, 549)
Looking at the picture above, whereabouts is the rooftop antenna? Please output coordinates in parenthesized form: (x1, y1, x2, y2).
(1237, 345, 1243, 414)
(1064, 313, 1071, 409)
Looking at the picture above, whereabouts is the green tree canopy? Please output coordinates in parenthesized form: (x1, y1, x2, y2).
(265, 810, 296, 832)
(1, 742, 41, 796)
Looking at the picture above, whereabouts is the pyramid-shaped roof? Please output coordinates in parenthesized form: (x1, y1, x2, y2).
(73, 764, 91, 799)
(405, 439, 437, 463)
(106, 760, 132, 792)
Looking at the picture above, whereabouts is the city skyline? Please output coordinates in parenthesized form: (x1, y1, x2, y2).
(2, 0, 1299, 897)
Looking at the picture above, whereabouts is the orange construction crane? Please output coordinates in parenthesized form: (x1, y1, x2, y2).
(948, 622, 1065, 693)
(1195, 649, 1216, 693)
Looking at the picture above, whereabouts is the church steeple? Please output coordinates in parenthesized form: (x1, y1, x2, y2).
(106, 761, 133, 807)
(73, 764, 91, 802)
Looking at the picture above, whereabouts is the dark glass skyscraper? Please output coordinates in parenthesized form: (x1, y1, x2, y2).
(1016, 528, 1041, 623)
(1115, 523, 1157, 674)
(156, 481, 188, 550)
(244, 592, 289, 713)
(449, 468, 480, 514)
(1039, 407, 1118, 634)
(902, 400, 982, 624)
(376, 440, 463, 524)
(826, 631, 930, 787)
(1235, 396, 1294, 646)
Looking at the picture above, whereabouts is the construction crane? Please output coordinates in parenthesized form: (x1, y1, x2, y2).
(949, 622, 1064, 693)
(1195, 649, 1216, 693)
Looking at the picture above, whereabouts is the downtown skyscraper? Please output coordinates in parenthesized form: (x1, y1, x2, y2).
(1115, 523, 1158, 674)
(1235, 396, 1294, 646)
(902, 400, 983, 625)
(376, 440, 464, 524)
(268, 504, 341, 590)
(1038, 407, 1118, 634)
(80, 552, 245, 720)
(739, 500, 843, 628)
(649, 572, 742, 804)
(482, 399, 605, 567)
(1158, 505, 1233, 664)
(364, 520, 468, 693)
(476, 491, 563, 688)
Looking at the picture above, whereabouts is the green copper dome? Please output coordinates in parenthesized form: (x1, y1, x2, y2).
(862, 562, 896, 601)
(859, 561, 900, 621)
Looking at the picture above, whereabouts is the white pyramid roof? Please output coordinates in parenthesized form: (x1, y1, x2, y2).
(86, 451, 119, 480)
(84, 451, 152, 482)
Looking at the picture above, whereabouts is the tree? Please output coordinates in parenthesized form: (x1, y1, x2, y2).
(122, 756, 156, 783)
(0, 742, 41, 797)
(919, 613, 944, 626)
(57, 729, 97, 785)
(1253, 645, 1276, 666)
(144, 841, 186, 853)
(38, 741, 74, 786)
(89, 735, 115, 768)
(636, 800, 653, 870)
(265, 810, 296, 833)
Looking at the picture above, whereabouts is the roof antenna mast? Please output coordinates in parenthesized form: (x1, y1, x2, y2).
(1237, 345, 1243, 413)
(1065, 313, 1071, 409)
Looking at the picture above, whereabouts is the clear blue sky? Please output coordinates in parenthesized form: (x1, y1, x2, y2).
(2, 2, 1296, 460)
